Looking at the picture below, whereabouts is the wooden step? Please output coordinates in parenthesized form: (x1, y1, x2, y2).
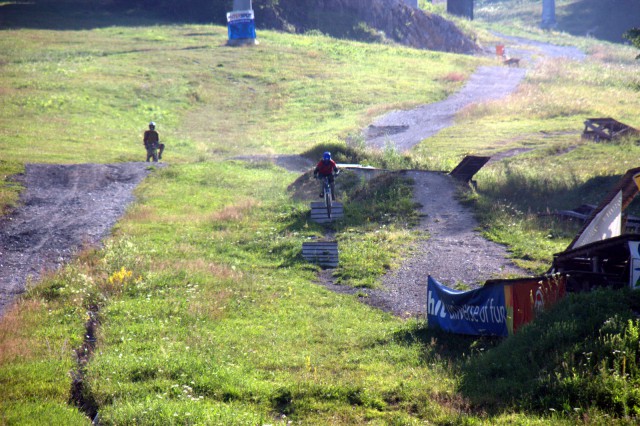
(302, 241, 339, 268)
(310, 202, 344, 223)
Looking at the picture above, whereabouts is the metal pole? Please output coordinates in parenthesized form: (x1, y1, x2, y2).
(233, 0, 252, 11)
(541, 0, 556, 29)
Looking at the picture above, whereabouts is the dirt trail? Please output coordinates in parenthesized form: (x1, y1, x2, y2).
(0, 163, 156, 316)
(352, 37, 587, 316)
(365, 36, 586, 151)
(375, 171, 527, 316)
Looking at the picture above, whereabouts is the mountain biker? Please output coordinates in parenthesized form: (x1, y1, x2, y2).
(143, 122, 165, 162)
(313, 151, 339, 201)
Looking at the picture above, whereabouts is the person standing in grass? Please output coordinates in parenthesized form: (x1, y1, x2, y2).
(313, 151, 339, 201)
(143, 121, 164, 162)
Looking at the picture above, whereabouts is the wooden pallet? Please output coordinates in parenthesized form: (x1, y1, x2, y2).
(310, 201, 344, 224)
(449, 156, 491, 182)
(302, 241, 339, 268)
(583, 118, 639, 142)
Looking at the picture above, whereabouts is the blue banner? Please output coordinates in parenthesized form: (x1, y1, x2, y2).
(227, 10, 256, 40)
(427, 276, 508, 336)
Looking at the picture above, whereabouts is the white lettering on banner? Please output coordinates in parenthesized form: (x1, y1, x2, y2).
(428, 290, 507, 324)
(227, 10, 254, 22)
(427, 290, 446, 318)
(442, 298, 506, 324)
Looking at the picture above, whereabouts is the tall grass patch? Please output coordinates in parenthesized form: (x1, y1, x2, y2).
(461, 289, 640, 418)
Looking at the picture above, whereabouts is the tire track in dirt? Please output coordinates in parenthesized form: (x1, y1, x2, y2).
(0, 163, 156, 316)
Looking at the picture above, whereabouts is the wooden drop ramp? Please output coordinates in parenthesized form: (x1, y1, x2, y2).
(309, 201, 344, 224)
(302, 241, 339, 268)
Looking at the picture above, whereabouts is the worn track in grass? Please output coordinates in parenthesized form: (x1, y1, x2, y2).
(0, 163, 156, 316)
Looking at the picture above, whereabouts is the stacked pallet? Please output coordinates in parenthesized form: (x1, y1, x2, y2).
(309, 201, 344, 224)
(302, 241, 339, 268)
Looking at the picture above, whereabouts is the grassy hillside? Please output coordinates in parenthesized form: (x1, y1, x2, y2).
(476, 0, 640, 43)
(1, 0, 640, 424)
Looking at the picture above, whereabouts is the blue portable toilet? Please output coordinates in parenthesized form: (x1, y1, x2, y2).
(227, 0, 257, 46)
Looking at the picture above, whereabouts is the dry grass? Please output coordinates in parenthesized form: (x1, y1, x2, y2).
(209, 198, 259, 222)
(188, 288, 234, 320)
(440, 72, 467, 83)
(123, 205, 157, 222)
(0, 300, 43, 363)
(155, 258, 242, 281)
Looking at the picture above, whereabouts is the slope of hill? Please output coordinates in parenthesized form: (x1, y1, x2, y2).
(476, 0, 640, 43)
(255, 0, 479, 53)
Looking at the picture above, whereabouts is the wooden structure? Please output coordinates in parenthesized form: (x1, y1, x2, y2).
(552, 234, 639, 292)
(550, 167, 640, 291)
(310, 201, 344, 224)
(449, 155, 491, 184)
(582, 118, 639, 142)
(302, 241, 339, 268)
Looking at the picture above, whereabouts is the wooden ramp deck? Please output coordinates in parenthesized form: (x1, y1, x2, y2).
(449, 155, 491, 183)
(302, 241, 339, 268)
(583, 118, 639, 141)
(309, 201, 344, 224)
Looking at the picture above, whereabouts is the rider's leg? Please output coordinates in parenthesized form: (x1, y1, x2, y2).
(158, 143, 164, 160)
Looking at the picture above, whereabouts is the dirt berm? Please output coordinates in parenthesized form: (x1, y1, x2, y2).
(255, 0, 479, 53)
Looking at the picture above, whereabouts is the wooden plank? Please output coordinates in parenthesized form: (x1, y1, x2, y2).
(310, 214, 344, 219)
(310, 211, 344, 216)
(310, 202, 343, 208)
(310, 206, 344, 211)
(309, 201, 344, 223)
(450, 156, 491, 182)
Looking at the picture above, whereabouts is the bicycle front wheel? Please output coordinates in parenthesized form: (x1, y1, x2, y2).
(325, 190, 332, 219)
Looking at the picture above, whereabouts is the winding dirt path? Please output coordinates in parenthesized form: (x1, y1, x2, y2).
(354, 37, 587, 316)
(0, 163, 156, 316)
(365, 36, 586, 152)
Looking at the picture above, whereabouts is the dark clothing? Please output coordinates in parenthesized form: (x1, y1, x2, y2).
(143, 130, 159, 148)
(143, 129, 163, 162)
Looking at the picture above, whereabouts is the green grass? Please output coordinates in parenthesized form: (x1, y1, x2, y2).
(475, 0, 640, 44)
(2, 0, 640, 424)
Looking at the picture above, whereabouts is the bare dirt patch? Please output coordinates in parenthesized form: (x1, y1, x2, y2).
(0, 162, 157, 316)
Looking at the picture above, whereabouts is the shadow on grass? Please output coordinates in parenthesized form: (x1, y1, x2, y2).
(0, 0, 226, 31)
(379, 321, 502, 366)
(480, 168, 637, 214)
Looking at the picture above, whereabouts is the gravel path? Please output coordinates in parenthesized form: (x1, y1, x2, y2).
(0, 163, 156, 316)
(365, 36, 586, 152)
(365, 66, 527, 151)
(349, 37, 587, 317)
(373, 171, 527, 316)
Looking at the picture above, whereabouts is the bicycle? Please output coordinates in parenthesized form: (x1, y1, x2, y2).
(316, 171, 339, 219)
(322, 175, 333, 219)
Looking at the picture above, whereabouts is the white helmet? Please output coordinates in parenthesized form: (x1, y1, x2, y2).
(149, 121, 156, 128)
